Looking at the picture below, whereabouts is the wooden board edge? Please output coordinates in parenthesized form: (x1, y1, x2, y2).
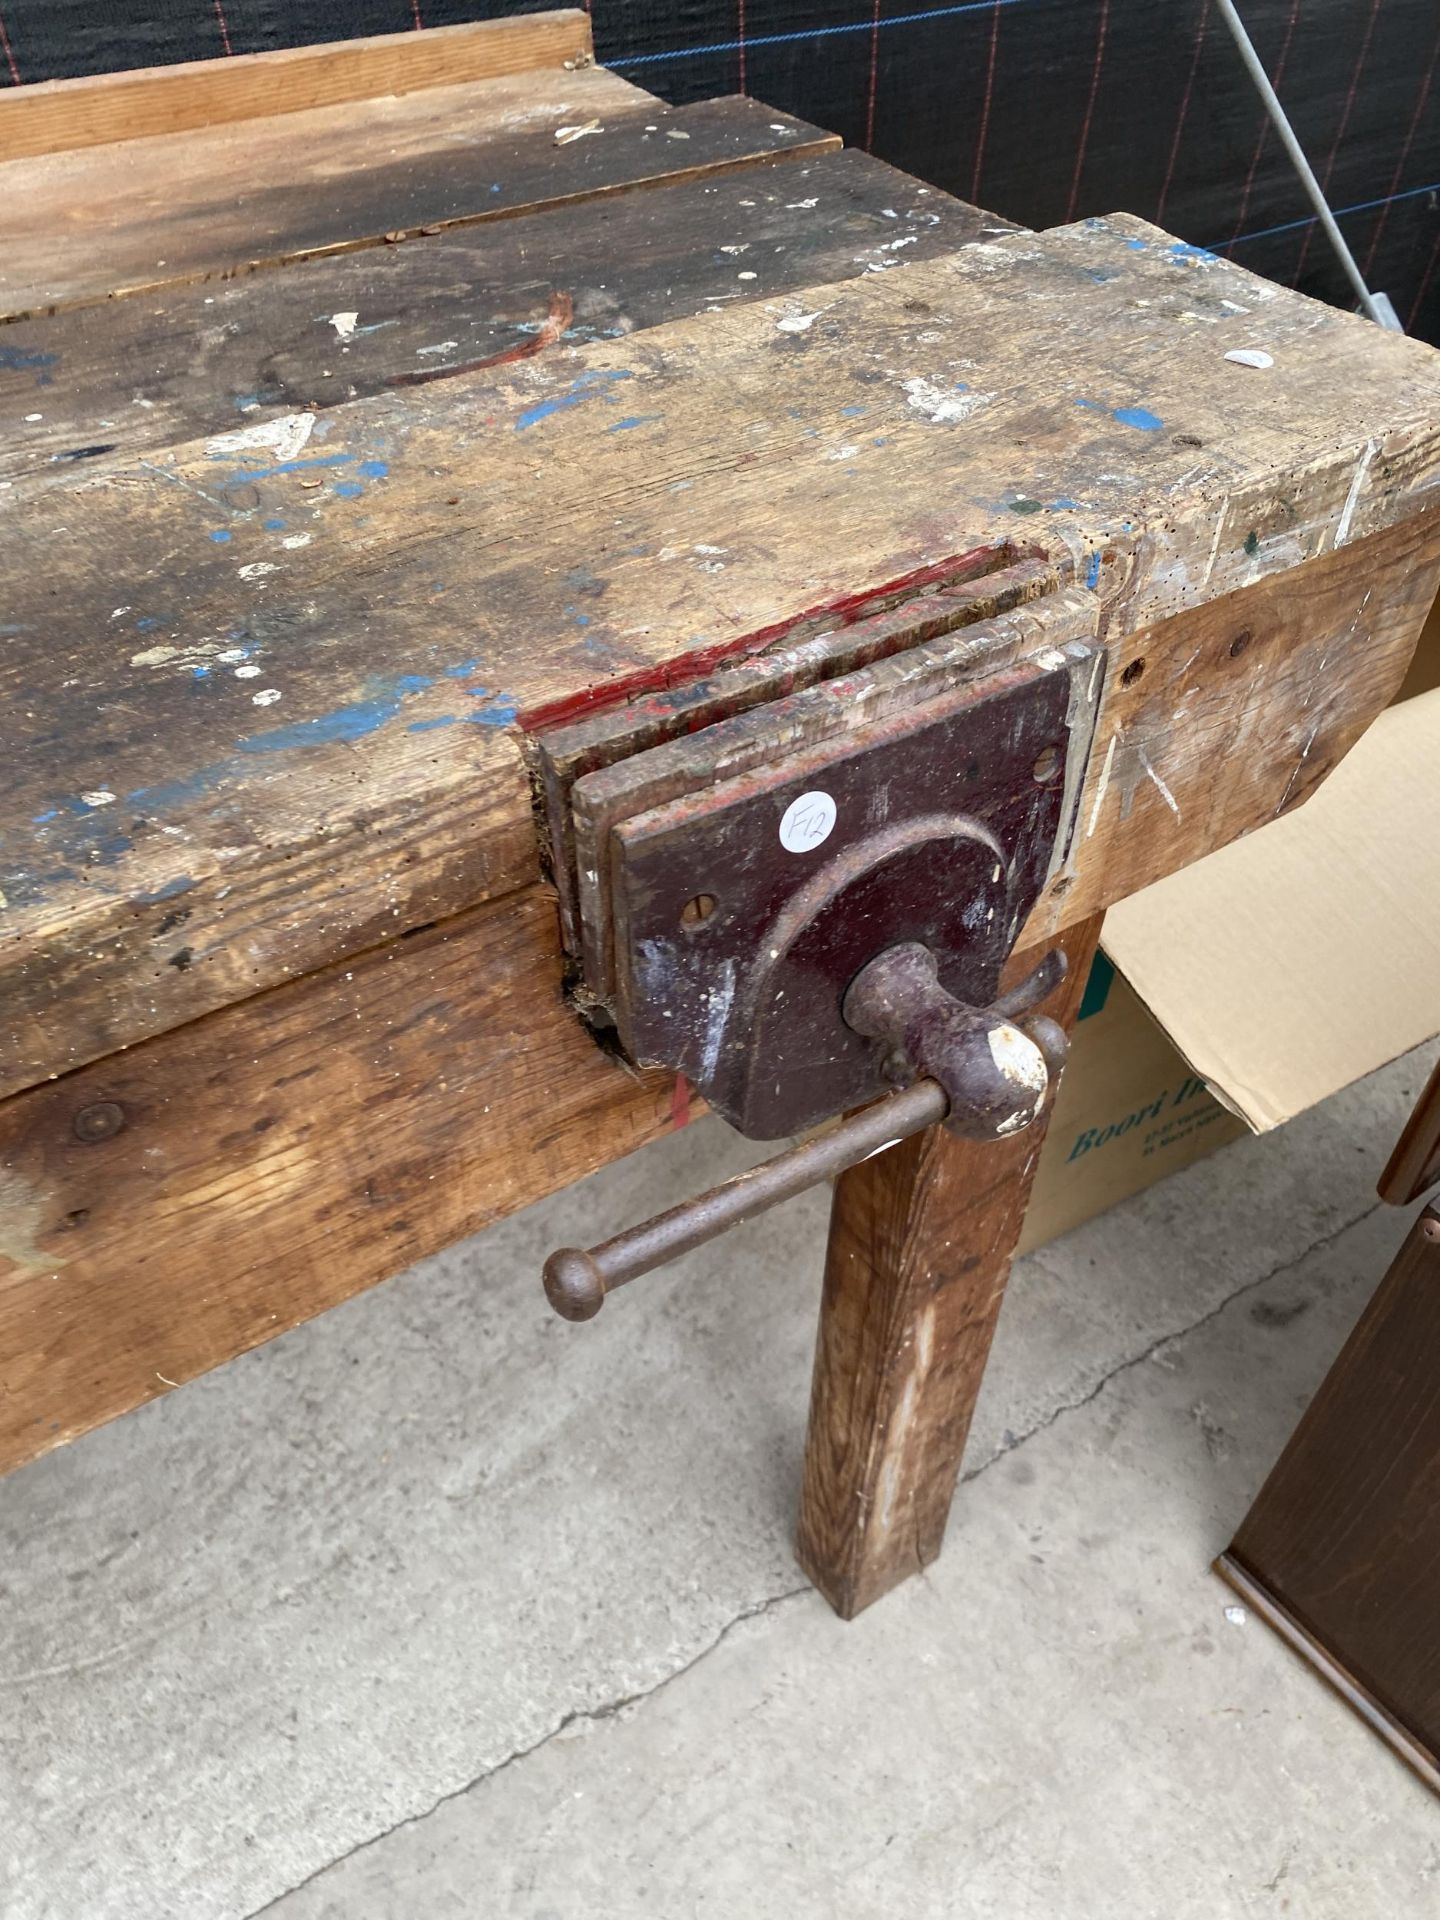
(0, 11, 597, 160)
(1215, 1551, 1440, 1798)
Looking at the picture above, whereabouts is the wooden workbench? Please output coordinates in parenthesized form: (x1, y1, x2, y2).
(3, 12, 1439, 1616)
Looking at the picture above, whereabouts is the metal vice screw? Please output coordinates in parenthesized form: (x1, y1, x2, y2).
(542, 945, 1070, 1320)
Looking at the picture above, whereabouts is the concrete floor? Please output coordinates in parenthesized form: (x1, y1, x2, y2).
(3, 1045, 1438, 1920)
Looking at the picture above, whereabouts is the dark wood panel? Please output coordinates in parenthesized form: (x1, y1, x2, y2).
(1379, 1057, 1440, 1206)
(1226, 1205, 1440, 1782)
(0, 89, 831, 320)
(1, 148, 1005, 485)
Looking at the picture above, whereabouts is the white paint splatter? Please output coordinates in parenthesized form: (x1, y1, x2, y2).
(1224, 347, 1273, 369)
(416, 340, 459, 357)
(737, 271, 758, 280)
(554, 120, 602, 144)
(281, 533, 312, 549)
(330, 311, 359, 341)
(1224, 1605, 1247, 1627)
(987, 1023, 1047, 1097)
(217, 647, 249, 664)
(1334, 438, 1378, 548)
(699, 959, 737, 1083)
(776, 310, 822, 333)
(1138, 748, 1182, 818)
(80, 790, 115, 808)
(785, 197, 819, 210)
(205, 412, 316, 463)
(900, 377, 991, 424)
(238, 561, 279, 580)
(1086, 733, 1118, 838)
(234, 664, 261, 678)
(251, 688, 282, 706)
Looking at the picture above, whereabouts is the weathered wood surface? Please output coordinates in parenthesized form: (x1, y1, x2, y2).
(1223, 1204, 1440, 1792)
(0, 62, 661, 318)
(0, 12, 597, 161)
(796, 913, 1103, 1617)
(0, 886, 682, 1475)
(5, 216, 1439, 1098)
(0, 147, 1000, 485)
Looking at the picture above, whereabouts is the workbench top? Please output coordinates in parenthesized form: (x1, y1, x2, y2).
(3, 19, 1440, 1105)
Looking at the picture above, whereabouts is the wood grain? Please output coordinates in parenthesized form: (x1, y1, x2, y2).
(0, 12, 596, 160)
(0, 148, 1002, 485)
(6, 217, 1440, 1099)
(1378, 1057, 1440, 1206)
(0, 886, 681, 1476)
(795, 914, 1103, 1617)
(1225, 1205, 1440, 1788)
(0, 63, 658, 318)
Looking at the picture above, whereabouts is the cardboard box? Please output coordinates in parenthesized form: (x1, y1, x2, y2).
(1022, 587, 1440, 1250)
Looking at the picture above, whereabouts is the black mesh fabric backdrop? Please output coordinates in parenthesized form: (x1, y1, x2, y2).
(2, 0, 1437, 343)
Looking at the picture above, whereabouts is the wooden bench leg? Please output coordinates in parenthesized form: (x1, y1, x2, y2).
(795, 914, 1104, 1618)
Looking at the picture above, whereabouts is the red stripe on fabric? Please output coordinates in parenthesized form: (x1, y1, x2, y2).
(737, 0, 747, 94)
(0, 8, 20, 85)
(1064, 0, 1110, 223)
(211, 0, 234, 57)
(1225, 0, 1301, 257)
(864, 0, 882, 152)
(1406, 225, 1440, 333)
(1295, 0, 1383, 278)
(970, 0, 1003, 202)
(411, 0, 424, 27)
(1157, 0, 1210, 224)
(1363, 14, 1440, 276)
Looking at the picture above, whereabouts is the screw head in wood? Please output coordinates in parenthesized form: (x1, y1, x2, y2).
(72, 1100, 126, 1144)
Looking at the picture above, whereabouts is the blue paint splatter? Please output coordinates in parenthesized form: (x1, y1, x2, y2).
(606, 415, 662, 432)
(0, 344, 58, 376)
(466, 695, 519, 727)
(1050, 496, 1082, 509)
(1169, 240, 1215, 262)
(408, 715, 459, 733)
(357, 459, 389, 478)
(1126, 238, 1147, 252)
(209, 529, 232, 543)
(223, 453, 351, 484)
(515, 368, 633, 431)
(192, 665, 210, 678)
(334, 481, 364, 498)
(240, 698, 402, 752)
(264, 518, 286, 530)
(394, 674, 433, 693)
(1085, 551, 1102, 590)
(1076, 398, 1164, 432)
(136, 874, 195, 904)
(32, 809, 59, 823)
(841, 406, 865, 417)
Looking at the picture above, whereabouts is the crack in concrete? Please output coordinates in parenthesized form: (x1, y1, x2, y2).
(245, 1581, 812, 1918)
(962, 1194, 1389, 1484)
(247, 1191, 1393, 1915)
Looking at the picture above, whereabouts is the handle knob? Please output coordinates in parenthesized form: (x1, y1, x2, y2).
(542, 944, 1070, 1318)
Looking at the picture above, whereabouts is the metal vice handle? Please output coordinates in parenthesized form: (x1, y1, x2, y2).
(542, 946, 1069, 1321)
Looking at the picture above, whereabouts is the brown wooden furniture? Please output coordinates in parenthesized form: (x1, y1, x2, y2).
(1220, 1071, 1440, 1792)
(4, 14, 1440, 1618)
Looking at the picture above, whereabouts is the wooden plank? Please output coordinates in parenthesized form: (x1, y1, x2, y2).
(4, 216, 1440, 1098)
(0, 149, 1005, 485)
(1224, 1204, 1440, 1787)
(0, 885, 682, 1476)
(0, 12, 596, 161)
(795, 913, 1103, 1617)
(0, 63, 663, 318)
(1378, 1056, 1440, 1206)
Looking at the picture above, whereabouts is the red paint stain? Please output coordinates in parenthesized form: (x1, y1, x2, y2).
(670, 1074, 692, 1130)
(387, 291, 573, 389)
(519, 544, 1005, 736)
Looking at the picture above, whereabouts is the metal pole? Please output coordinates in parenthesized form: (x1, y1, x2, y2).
(542, 1078, 948, 1319)
(1213, 0, 1400, 330)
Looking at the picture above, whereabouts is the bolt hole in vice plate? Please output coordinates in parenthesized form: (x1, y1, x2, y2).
(610, 656, 1087, 1138)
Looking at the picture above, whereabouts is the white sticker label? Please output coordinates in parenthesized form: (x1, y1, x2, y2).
(779, 790, 837, 853)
